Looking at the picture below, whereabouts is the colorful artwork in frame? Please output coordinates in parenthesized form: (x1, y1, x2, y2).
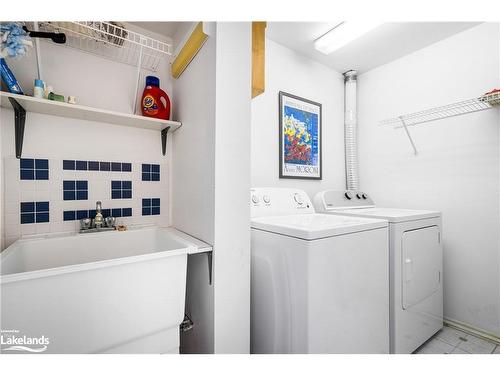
(279, 91, 322, 180)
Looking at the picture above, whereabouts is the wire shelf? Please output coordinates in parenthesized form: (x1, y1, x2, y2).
(380, 91, 500, 128)
(30, 21, 173, 72)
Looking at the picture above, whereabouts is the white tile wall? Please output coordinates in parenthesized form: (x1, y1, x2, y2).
(3, 156, 170, 248)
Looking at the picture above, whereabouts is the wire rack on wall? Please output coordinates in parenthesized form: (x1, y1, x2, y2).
(380, 91, 500, 128)
(379, 91, 500, 155)
(30, 21, 173, 72)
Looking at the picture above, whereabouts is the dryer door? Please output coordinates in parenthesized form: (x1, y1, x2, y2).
(401, 225, 442, 309)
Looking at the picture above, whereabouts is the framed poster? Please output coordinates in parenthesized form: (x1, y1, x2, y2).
(279, 91, 322, 179)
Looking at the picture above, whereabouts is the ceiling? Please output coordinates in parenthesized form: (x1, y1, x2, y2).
(128, 22, 196, 50)
(266, 22, 481, 73)
(129, 22, 187, 38)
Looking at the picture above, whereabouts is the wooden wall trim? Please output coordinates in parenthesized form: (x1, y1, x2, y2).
(252, 22, 266, 98)
(171, 22, 209, 79)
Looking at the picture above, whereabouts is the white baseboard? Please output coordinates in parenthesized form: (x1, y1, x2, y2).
(444, 317, 500, 345)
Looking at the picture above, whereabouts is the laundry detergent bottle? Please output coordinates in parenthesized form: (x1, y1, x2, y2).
(141, 76, 171, 120)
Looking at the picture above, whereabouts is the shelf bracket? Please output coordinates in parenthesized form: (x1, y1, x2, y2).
(161, 126, 170, 156)
(399, 117, 418, 156)
(8, 98, 26, 159)
(207, 251, 213, 285)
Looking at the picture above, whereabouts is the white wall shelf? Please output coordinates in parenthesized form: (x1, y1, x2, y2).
(1, 91, 181, 158)
(379, 91, 500, 155)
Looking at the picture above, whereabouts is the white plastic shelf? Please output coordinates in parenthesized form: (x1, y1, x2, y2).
(380, 91, 500, 128)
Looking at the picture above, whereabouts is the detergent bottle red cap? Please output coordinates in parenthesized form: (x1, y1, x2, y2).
(141, 76, 171, 120)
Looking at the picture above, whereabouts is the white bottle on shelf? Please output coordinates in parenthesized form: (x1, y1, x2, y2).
(34, 79, 44, 98)
(44, 85, 53, 99)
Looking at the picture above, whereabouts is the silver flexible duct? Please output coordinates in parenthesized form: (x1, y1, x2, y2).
(344, 70, 358, 191)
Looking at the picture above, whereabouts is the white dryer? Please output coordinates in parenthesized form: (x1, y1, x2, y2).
(314, 190, 443, 354)
(250, 187, 390, 354)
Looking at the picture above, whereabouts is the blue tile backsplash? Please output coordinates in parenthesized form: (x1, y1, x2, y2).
(122, 163, 132, 172)
(76, 160, 88, 170)
(111, 180, 132, 199)
(5, 156, 167, 246)
(100, 161, 111, 171)
(63, 207, 132, 221)
(63, 180, 89, 201)
(88, 161, 100, 171)
(20, 201, 50, 224)
(20, 158, 49, 180)
(142, 198, 160, 216)
(64, 159, 132, 172)
(63, 160, 75, 170)
(142, 164, 160, 181)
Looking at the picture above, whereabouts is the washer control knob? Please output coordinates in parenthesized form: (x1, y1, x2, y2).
(362, 193, 368, 199)
(356, 193, 362, 199)
(251, 194, 260, 204)
(344, 192, 353, 200)
(263, 195, 271, 204)
(293, 193, 304, 205)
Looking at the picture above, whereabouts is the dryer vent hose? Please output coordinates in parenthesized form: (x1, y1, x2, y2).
(344, 70, 358, 191)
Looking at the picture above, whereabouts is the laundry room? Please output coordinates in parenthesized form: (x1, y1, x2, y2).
(250, 22, 500, 355)
(0, 5, 500, 373)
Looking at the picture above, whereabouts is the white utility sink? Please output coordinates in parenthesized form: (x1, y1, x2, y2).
(0, 226, 211, 354)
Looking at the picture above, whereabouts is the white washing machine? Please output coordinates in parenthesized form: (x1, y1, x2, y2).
(250, 187, 390, 354)
(314, 190, 443, 354)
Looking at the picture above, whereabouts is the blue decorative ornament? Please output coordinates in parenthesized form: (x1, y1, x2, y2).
(0, 22, 33, 59)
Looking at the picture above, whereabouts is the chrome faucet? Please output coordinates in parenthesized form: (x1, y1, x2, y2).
(94, 201, 104, 228)
(79, 201, 116, 233)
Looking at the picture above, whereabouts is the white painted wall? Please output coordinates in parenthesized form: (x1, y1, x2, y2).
(213, 22, 251, 354)
(172, 22, 216, 354)
(173, 22, 252, 354)
(251, 39, 345, 197)
(171, 24, 216, 245)
(357, 23, 500, 335)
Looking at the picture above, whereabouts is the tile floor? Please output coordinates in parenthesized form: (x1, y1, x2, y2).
(414, 326, 499, 354)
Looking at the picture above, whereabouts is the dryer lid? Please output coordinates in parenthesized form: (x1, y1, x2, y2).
(314, 190, 440, 223)
(324, 207, 440, 223)
(251, 213, 387, 240)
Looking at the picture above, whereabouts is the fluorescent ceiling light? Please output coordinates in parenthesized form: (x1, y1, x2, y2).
(314, 22, 382, 55)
